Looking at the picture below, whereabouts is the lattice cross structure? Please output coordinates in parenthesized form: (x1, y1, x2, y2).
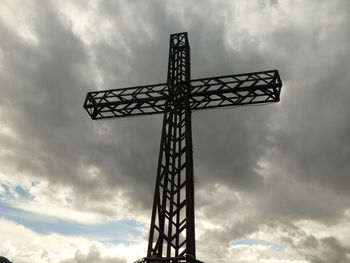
(84, 32, 282, 263)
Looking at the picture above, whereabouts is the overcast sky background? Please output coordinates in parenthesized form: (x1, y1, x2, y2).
(1, 0, 350, 262)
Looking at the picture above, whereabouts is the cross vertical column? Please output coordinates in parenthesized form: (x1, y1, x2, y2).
(147, 32, 196, 261)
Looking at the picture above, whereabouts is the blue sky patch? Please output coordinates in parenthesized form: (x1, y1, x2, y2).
(0, 196, 146, 245)
(231, 238, 285, 251)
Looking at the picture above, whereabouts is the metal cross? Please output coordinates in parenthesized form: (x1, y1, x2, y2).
(84, 32, 282, 263)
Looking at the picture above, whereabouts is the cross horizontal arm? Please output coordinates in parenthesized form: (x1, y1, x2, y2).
(84, 83, 169, 119)
(189, 70, 282, 111)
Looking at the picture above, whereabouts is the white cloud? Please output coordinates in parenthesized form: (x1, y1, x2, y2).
(1, 178, 137, 224)
(0, 217, 87, 262)
(0, 0, 39, 45)
(0, 217, 146, 263)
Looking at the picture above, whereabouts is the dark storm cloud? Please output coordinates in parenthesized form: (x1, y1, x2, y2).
(82, 0, 281, 210)
(306, 237, 350, 263)
(252, 1, 350, 225)
(284, 232, 350, 263)
(66, 0, 276, 209)
(0, 0, 133, 214)
(1, 0, 350, 261)
(1, 0, 87, 181)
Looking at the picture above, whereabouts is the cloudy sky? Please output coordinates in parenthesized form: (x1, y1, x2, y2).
(1, 0, 350, 262)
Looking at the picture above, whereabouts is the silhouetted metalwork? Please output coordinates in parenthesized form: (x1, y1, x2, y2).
(0, 257, 12, 263)
(84, 32, 282, 263)
(134, 255, 204, 263)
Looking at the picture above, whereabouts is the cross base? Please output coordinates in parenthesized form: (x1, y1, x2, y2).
(134, 255, 205, 263)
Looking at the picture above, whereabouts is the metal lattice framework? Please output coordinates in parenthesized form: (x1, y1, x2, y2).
(84, 71, 281, 119)
(84, 32, 282, 263)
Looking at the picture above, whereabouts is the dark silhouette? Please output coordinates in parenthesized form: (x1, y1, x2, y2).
(0, 256, 12, 263)
(84, 32, 282, 263)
